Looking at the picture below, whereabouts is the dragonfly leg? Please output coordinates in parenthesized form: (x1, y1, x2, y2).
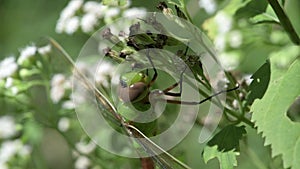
(161, 85, 239, 105)
(163, 65, 187, 97)
(162, 44, 190, 97)
(145, 49, 158, 88)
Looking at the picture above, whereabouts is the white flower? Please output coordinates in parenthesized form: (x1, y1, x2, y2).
(83, 1, 107, 17)
(214, 34, 226, 51)
(0, 140, 21, 163)
(75, 156, 91, 169)
(65, 17, 80, 34)
(218, 52, 241, 71)
(75, 140, 96, 154)
(5, 77, 13, 88)
(0, 139, 31, 167)
(109, 21, 131, 36)
(56, 19, 66, 33)
(242, 74, 253, 86)
(198, 0, 217, 14)
(0, 57, 18, 79)
(228, 30, 243, 48)
(67, 0, 83, 11)
(111, 73, 120, 85)
(56, 0, 83, 34)
(232, 99, 239, 109)
(62, 100, 75, 109)
(0, 116, 17, 139)
(123, 7, 147, 19)
(104, 7, 120, 21)
(81, 13, 99, 33)
(215, 12, 232, 34)
(11, 87, 19, 95)
(95, 62, 114, 87)
(38, 44, 51, 55)
(51, 74, 66, 87)
(58, 117, 70, 132)
(51, 86, 65, 103)
(60, 0, 83, 20)
(17, 46, 37, 65)
(50, 74, 70, 103)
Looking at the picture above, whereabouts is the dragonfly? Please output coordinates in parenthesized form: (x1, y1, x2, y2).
(48, 38, 193, 169)
(48, 38, 238, 169)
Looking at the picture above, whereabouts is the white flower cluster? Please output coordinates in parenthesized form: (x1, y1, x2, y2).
(72, 139, 96, 169)
(74, 156, 91, 169)
(0, 116, 17, 139)
(0, 57, 18, 80)
(0, 58, 19, 95)
(0, 139, 32, 169)
(50, 74, 72, 103)
(95, 61, 116, 88)
(56, 0, 83, 34)
(0, 44, 52, 96)
(198, 0, 217, 14)
(56, 0, 146, 34)
(58, 117, 70, 132)
(210, 12, 243, 70)
(17, 46, 37, 65)
(214, 12, 233, 51)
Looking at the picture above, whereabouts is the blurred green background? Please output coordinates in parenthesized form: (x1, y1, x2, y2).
(0, 0, 162, 60)
(0, 0, 299, 169)
(1, 0, 299, 71)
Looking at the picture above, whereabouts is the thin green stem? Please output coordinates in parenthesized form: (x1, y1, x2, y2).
(225, 72, 245, 116)
(225, 108, 254, 127)
(267, 0, 300, 45)
(180, 0, 193, 23)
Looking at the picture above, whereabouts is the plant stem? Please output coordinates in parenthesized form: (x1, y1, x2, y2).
(225, 108, 254, 127)
(180, 0, 193, 23)
(267, 0, 300, 45)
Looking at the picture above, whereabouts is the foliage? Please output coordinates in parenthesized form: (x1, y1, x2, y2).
(251, 58, 300, 169)
(0, 0, 299, 169)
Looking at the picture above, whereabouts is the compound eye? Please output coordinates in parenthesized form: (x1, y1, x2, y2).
(118, 82, 147, 103)
(119, 79, 127, 88)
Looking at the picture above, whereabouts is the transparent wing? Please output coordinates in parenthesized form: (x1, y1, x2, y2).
(48, 38, 192, 169)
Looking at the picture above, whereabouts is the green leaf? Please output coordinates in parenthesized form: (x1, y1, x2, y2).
(207, 125, 246, 152)
(234, 0, 268, 20)
(269, 45, 300, 69)
(251, 58, 300, 169)
(203, 145, 239, 169)
(246, 61, 271, 105)
(249, 5, 279, 24)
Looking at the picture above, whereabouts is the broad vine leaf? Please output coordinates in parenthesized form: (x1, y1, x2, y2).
(246, 61, 271, 106)
(251, 58, 300, 169)
(207, 125, 246, 152)
(234, 0, 268, 20)
(203, 145, 239, 169)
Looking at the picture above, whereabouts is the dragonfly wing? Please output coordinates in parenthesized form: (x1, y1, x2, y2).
(48, 38, 192, 169)
(125, 124, 192, 169)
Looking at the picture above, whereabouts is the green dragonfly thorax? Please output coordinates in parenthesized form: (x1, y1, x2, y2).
(118, 71, 150, 103)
